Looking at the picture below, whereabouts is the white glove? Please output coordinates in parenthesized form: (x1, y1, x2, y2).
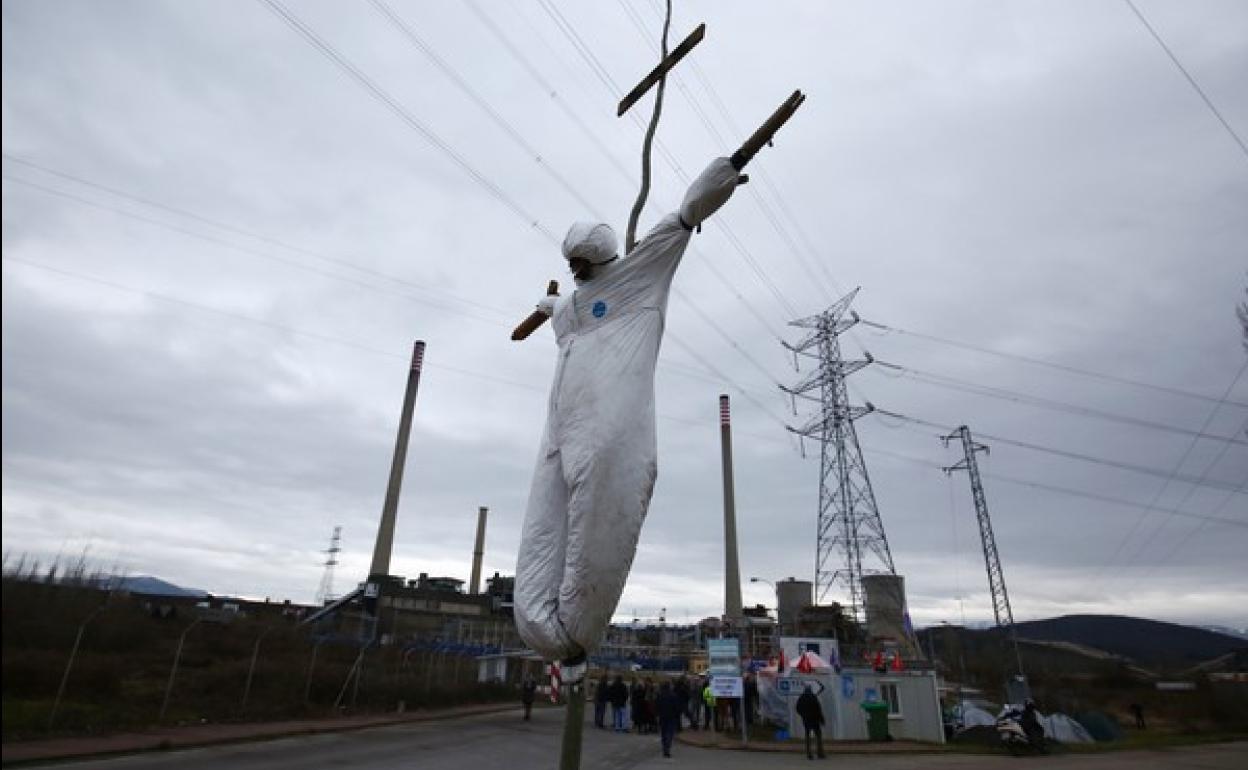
(680, 157, 745, 227)
(536, 296, 557, 317)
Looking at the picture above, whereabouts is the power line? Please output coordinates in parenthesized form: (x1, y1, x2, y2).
(859, 316, 1248, 408)
(871, 358, 1248, 447)
(2, 253, 783, 430)
(467, 0, 787, 343)
(1, 156, 513, 324)
(365, 1, 790, 384)
(0, 174, 511, 329)
(871, 407, 1247, 495)
(257, 0, 557, 243)
(1122, 0, 1248, 164)
(1145, 456, 1248, 574)
(531, 0, 801, 320)
(4, 145, 778, 422)
(626, 0, 845, 306)
(367, 0, 607, 221)
(257, 0, 802, 411)
(1094, 356, 1248, 583)
(865, 445, 1248, 530)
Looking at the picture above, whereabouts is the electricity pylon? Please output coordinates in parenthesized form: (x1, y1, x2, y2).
(781, 288, 895, 621)
(315, 526, 342, 606)
(942, 426, 1028, 692)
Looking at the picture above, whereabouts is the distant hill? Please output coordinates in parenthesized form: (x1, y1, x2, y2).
(99, 575, 208, 598)
(1013, 615, 1245, 668)
(1198, 625, 1248, 641)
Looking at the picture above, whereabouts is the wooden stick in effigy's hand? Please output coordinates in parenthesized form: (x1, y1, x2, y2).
(511, 280, 559, 341)
(730, 89, 806, 171)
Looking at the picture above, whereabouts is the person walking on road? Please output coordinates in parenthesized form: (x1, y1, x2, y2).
(686, 676, 703, 730)
(520, 676, 537, 721)
(593, 674, 610, 729)
(656, 681, 682, 758)
(609, 675, 630, 732)
(796, 685, 826, 759)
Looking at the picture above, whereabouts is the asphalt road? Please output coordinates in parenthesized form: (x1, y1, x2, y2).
(25, 708, 1247, 770)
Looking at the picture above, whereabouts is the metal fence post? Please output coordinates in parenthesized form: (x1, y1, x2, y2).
(304, 638, 325, 704)
(48, 603, 108, 730)
(160, 617, 203, 720)
(241, 626, 275, 712)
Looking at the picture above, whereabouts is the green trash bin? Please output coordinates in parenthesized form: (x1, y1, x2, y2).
(862, 701, 890, 742)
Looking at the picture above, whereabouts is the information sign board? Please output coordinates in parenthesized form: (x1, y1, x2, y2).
(710, 675, 743, 698)
(707, 638, 740, 675)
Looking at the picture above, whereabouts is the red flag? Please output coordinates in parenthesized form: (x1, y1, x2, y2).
(778, 649, 787, 673)
(796, 652, 814, 674)
(891, 654, 904, 672)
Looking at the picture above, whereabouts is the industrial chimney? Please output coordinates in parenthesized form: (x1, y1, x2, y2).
(368, 340, 426, 579)
(470, 506, 488, 594)
(719, 394, 744, 623)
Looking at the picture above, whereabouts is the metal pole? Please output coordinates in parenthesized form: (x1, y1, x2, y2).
(242, 626, 275, 711)
(559, 680, 586, 770)
(335, 647, 366, 710)
(48, 604, 107, 729)
(160, 618, 202, 720)
(304, 639, 323, 704)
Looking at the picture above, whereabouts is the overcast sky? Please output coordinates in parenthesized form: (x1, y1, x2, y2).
(3, 0, 1246, 632)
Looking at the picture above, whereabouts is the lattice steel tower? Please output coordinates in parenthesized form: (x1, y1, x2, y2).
(942, 426, 1025, 680)
(781, 288, 895, 620)
(315, 525, 342, 606)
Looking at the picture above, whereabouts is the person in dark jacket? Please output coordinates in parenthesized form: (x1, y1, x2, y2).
(609, 675, 630, 732)
(1020, 700, 1044, 747)
(673, 676, 690, 733)
(686, 676, 703, 730)
(593, 674, 610, 729)
(520, 676, 537, 721)
(656, 681, 682, 758)
(744, 673, 759, 726)
(795, 685, 826, 759)
(631, 680, 648, 733)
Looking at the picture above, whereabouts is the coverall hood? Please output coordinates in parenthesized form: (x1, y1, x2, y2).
(562, 221, 618, 265)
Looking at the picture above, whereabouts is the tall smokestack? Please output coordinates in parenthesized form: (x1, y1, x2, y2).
(369, 340, 426, 579)
(719, 394, 744, 622)
(470, 506, 488, 594)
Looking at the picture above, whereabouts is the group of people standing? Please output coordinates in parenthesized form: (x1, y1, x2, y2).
(522, 671, 829, 761)
(588, 673, 760, 757)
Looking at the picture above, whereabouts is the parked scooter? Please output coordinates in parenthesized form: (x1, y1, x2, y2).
(997, 705, 1047, 755)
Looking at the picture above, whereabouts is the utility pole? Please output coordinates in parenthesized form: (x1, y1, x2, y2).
(942, 425, 1028, 699)
(781, 288, 895, 621)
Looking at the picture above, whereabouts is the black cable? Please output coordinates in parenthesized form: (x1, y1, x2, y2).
(871, 358, 1247, 446)
(258, 0, 557, 243)
(860, 317, 1248, 409)
(872, 408, 1246, 495)
(1, 173, 511, 329)
(866, 445, 1248, 530)
(1, 153, 512, 323)
(1123, 0, 1248, 164)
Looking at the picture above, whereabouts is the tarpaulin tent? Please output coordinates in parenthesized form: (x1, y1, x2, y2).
(1042, 712, 1095, 743)
(793, 650, 832, 673)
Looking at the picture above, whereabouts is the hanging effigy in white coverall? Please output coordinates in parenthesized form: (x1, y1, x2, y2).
(515, 157, 743, 663)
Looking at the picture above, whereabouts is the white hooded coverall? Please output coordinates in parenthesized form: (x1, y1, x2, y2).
(515, 158, 741, 661)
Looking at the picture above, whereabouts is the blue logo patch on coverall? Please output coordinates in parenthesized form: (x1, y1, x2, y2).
(592, 300, 608, 318)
